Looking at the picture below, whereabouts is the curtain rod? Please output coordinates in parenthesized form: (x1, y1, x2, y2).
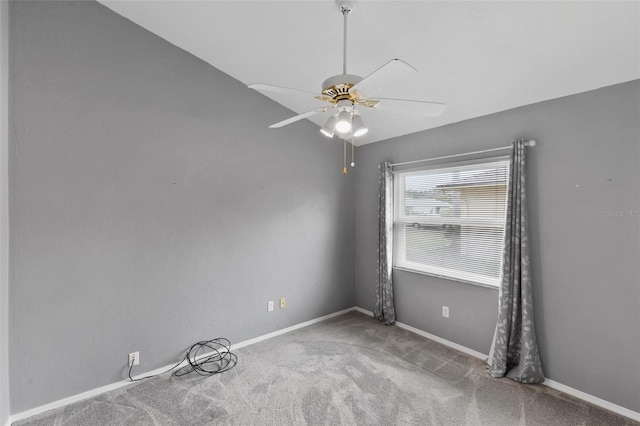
(389, 140, 536, 168)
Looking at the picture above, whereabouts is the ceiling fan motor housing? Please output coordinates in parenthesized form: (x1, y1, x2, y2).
(321, 74, 363, 103)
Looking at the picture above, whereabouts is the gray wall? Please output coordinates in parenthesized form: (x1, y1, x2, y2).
(8, 0, 640, 417)
(1, 0, 9, 424)
(355, 80, 640, 412)
(9, 0, 354, 412)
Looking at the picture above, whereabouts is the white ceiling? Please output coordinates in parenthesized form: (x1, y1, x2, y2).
(99, 0, 640, 146)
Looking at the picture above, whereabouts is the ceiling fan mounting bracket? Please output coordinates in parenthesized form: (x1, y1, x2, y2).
(336, 0, 356, 14)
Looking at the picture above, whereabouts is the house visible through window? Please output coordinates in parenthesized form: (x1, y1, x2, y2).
(393, 157, 510, 287)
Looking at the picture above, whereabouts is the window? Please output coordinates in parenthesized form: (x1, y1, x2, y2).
(393, 157, 510, 287)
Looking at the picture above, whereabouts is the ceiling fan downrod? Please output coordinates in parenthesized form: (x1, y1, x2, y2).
(341, 4, 350, 75)
(320, 2, 362, 105)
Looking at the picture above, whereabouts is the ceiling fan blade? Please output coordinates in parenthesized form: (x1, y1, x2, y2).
(249, 83, 321, 99)
(269, 106, 335, 128)
(351, 59, 417, 99)
(370, 98, 446, 117)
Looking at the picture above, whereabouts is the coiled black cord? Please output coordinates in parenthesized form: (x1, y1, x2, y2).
(128, 338, 238, 382)
(175, 338, 238, 377)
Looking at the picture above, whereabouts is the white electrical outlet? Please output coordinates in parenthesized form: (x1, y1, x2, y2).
(442, 306, 449, 318)
(267, 300, 274, 312)
(128, 351, 139, 367)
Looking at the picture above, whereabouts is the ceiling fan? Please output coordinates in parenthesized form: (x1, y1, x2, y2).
(248, 0, 446, 144)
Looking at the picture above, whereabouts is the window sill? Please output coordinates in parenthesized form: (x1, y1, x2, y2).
(393, 266, 500, 290)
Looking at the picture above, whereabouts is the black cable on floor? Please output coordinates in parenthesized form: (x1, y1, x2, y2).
(128, 338, 238, 382)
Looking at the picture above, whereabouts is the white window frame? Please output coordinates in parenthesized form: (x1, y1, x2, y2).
(393, 156, 510, 288)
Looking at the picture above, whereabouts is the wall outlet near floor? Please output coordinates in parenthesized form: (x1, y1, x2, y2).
(267, 300, 274, 312)
(442, 306, 450, 318)
(128, 351, 139, 367)
(280, 297, 286, 309)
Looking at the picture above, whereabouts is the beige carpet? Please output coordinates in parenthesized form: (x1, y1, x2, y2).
(14, 311, 638, 425)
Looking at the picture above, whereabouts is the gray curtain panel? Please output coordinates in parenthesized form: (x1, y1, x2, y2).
(488, 140, 544, 384)
(374, 161, 395, 325)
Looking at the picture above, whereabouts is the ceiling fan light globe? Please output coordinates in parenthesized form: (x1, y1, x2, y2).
(320, 127, 335, 138)
(336, 129, 353, 139)
(335, 110, 352, 133)
(320, 115, 337, 138)
(352, 114, 368, 137)
(335, 121, 352, 133)
(353, 127, 368, 137)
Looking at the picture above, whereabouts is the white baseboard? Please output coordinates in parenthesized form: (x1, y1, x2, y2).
(395, 320, 489, 361)
(8, 307, 357, 424)
(9, 378, 132, 424)
(9, 306, 640, 424)
(353, 307, 488, 361)
(232, 307, 355, 350)
(352, 306, 640, 422)
(353, 306, 374, 317)
(543, 378, 640, 422)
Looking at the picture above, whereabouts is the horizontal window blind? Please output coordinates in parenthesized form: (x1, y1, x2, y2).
(394, 158, 510, 287)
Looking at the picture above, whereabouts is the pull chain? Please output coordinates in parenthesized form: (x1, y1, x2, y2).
(351, 137, 355, 167)
(343, 139, 348, 175)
